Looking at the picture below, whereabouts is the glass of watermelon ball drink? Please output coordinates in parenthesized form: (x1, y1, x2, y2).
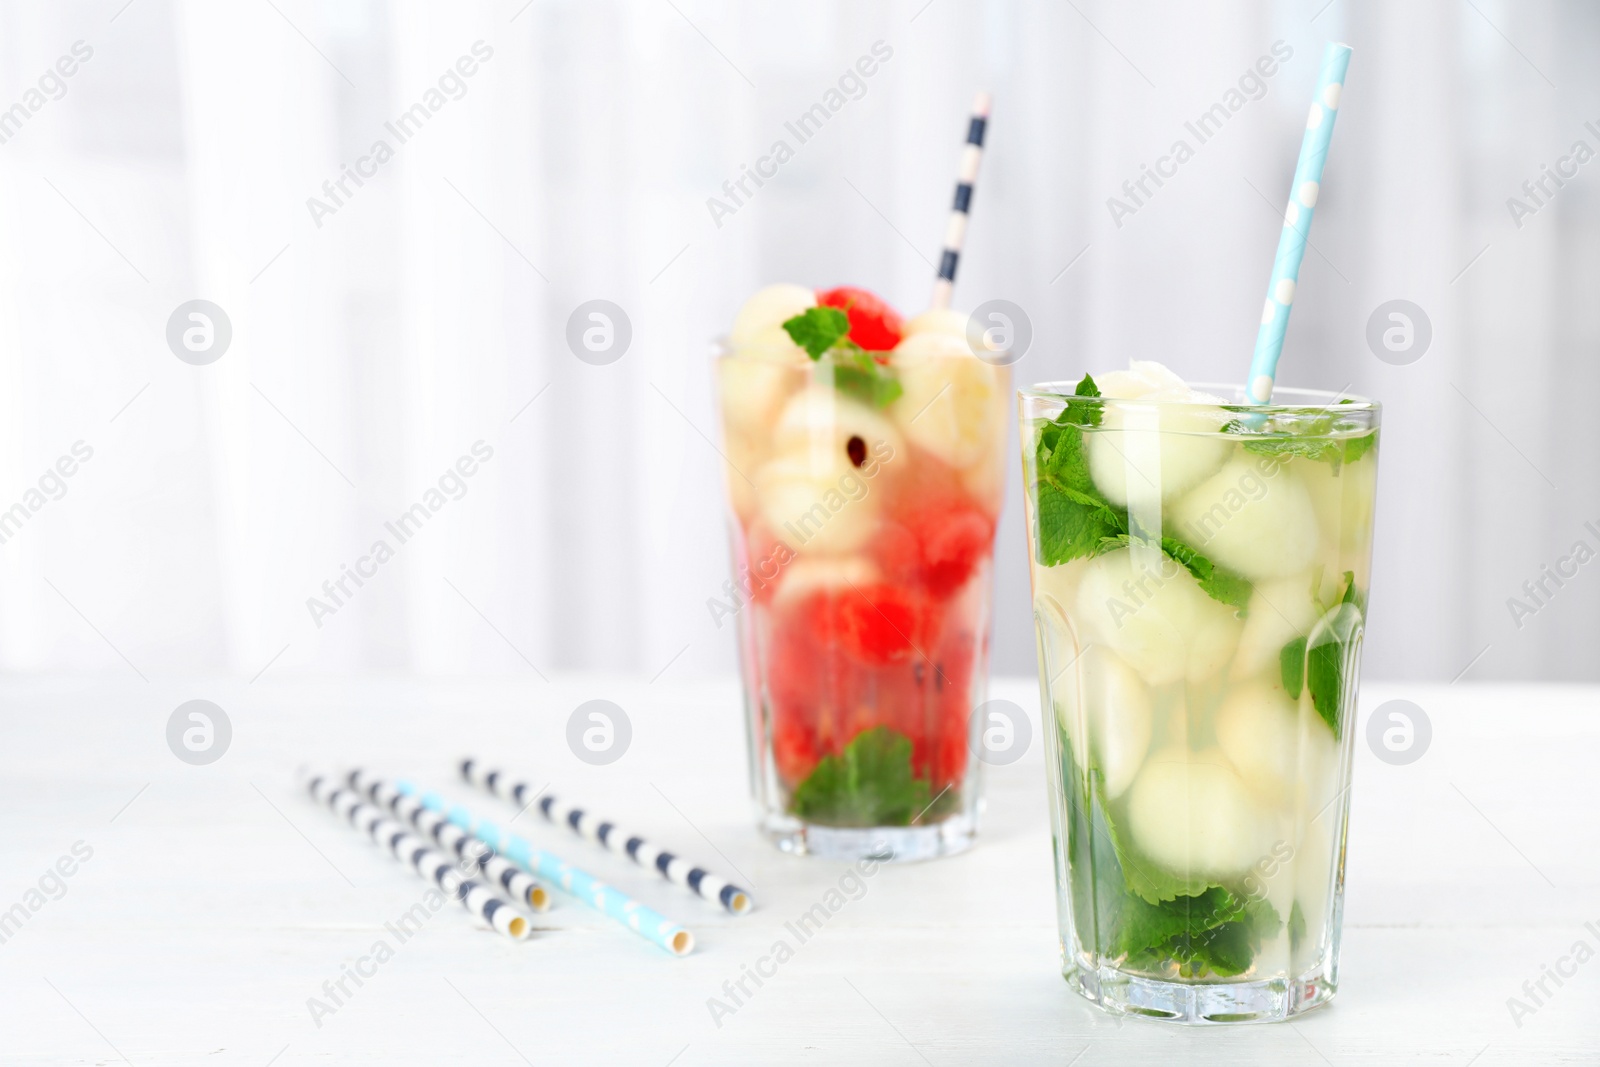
(714, 284, 1009, 861)
(1020, 364, 1379, 1023)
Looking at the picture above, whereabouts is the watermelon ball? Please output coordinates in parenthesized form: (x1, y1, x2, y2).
(912, 505, 995, 599)
(805, 581, 924, 666)
(816, 286, 904, 353)
(771, 713, 821, 785)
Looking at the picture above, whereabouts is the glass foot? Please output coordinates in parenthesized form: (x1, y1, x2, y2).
(1064, 958, 1337, 1024)
(760, 811, 977, 863)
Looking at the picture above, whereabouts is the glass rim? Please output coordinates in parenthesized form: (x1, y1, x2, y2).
(711, 336, 1008, 366)
(1018, 380, 1379, 415)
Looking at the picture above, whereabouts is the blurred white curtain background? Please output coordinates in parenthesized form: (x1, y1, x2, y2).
(0, 0, 1594, 683)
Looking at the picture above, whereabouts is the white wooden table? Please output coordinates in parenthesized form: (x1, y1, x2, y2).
(0, 675, 1596, 1065)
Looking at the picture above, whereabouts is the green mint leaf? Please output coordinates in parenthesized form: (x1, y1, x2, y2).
(1226, 408, 1377, 472)
(1280, 635, 1307, 699)
(1036, 481, 1124, 567)
(1306, 637, 1344, 737)
(1031, 377, 1124, 567)
(1062, 373, 1104, 427)
(782, 306, 851, 360)
(1095, 533, 1253, 611)
(1242, 435, 1341, 464)
(1288, 901, 1307, 948)
(1157, 535, 1253, 610)
(1303, 600, 1365, 739)
(1063, 749, 1280, 978)
(1117, 886, 1241, 962)
(1175, 895, 1282, 977)
(788, 726, 933, 827)
(1086, 762, 1213, 905)
(829, 350, 903, 409)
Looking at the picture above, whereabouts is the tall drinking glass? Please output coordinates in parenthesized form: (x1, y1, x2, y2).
(715, 341, 1009, 861)
(1020, 380, 1379, 1022)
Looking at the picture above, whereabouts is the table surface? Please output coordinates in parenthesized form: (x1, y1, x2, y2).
(0, 674, 1596, 1066)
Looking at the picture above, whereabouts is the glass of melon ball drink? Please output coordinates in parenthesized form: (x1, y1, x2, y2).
(714, 284, 1010, 861)
(1019, 362, 1379, 1022)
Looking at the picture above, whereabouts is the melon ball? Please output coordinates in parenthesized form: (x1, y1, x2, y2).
(1055, 645, 1153, 798)
(756, 450, 881, 555)
(730, 283, 816, 345)
(1216, 679, 1300, 806)
(1085, 412, 1232, 508)
(902, 307, 971, 339)
(718, 325, 811, 438)
(771, 554, 880, 607)
(773, 385, 903, 463)
(719, 428, 769, 522)
(1169, 456, 1321, 580)
(888, 334, 1004, 471)
(1127, 748, 1272, 880)
(1074, 548, 1241, 686)
(1032, 557, 1091, 617)
(1082, 361, 1232, 507)
(1093, 360, 1194, 400)
(1300, 451, 1378, 584)
(1231, 570, 1320, 679)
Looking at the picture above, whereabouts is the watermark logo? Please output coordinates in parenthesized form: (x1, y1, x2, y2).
(1107, 40, 1294, 227)
(1505, 120, 1600, 230)
(567, 700, 631, 765)
(705, 41, 894, 229)
(966, 300, 1031, 366)
(565, 300, 632, 365)
(706, 854, 885, 1028)
(0, 40, 94, 148)
(307, 878, 462, 1027)
(1365, 299, 1431, 366)
(304, 41, 495, 229)
(0, 440, 94, 547)
(1505, 519, 1600, 630)
(0, 841, 94, 947)
(1365, 699, 1431, 765)
(167, 700, 231, 765)
(166, 300, 232, 365)
(305, 441, 495, 628)
(971, 699, 1032, 765)
(1506, 920, 1600, 1029)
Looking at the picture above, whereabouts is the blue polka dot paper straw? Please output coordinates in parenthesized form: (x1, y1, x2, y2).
(396, 780, 695, 957)
(1246, 43, 1353, 405)
(460, 758, 753, 915)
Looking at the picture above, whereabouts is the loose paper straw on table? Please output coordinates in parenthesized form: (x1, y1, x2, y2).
(1245, 43, 1353, 405)
(303, 771, 531, 940)
(460, 758, 753, 916)
(347, 768, 550, 913)
(395, 780, 694, 957)
(929, 91, 992, 310)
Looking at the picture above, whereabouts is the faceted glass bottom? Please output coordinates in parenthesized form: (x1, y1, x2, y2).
(1064, 955, 1337, 1024)
(760, 810, 978, 863)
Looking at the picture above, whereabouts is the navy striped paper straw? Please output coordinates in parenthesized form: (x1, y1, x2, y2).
(397, 780, 694, 957)
(931, 91, 992, 310)
(347, 767, 550, 913)
(460, 758, 753, 915)
(303, 771, 531, 941)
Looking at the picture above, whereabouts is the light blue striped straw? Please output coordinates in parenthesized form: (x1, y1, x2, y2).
(1245, 42, 1353, 405)
(397, 781, 694, 957)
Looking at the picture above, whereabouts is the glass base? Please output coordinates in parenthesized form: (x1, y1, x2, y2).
(760, 811, 977, 863)
(1063, 957, 1337, 1025)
